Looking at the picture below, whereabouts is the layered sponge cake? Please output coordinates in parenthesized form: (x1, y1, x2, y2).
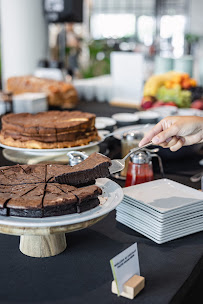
(0, 110, 100, 149)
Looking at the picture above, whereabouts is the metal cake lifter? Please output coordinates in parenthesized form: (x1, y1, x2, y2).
(109, 141, 153, 174)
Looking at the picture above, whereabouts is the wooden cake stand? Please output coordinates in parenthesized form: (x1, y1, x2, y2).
(0, 178, 123, 258)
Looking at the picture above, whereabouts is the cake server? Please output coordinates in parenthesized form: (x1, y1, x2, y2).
(108, 141, 153, 174)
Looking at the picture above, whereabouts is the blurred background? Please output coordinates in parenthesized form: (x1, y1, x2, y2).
(1, 0, 203, 108)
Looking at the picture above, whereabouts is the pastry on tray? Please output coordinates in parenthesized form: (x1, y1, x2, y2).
(6, 75, 78, 109)
(0, 110, 100, 149)
(0, 153, 111, 218)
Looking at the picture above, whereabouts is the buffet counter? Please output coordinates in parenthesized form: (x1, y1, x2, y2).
(0, 100, 202, 304)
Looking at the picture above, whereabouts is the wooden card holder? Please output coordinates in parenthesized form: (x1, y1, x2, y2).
(112, 274, 145, 299)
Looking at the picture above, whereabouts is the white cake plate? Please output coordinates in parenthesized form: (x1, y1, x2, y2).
(0, 178, 123, 258)
(2, 145, 99, 165)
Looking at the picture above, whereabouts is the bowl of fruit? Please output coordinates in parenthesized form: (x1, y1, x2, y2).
(141, 71, 203, 111)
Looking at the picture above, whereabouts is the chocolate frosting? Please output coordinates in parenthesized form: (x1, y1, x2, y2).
(2, 111, 96, 134)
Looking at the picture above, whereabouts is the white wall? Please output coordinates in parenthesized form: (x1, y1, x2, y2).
(189, 0, 203, 81)
(1, 0, 48, 87)
(190, 0, 203, 36)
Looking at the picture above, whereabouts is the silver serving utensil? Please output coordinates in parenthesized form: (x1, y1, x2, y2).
(99, 124, 150, 143)
(190, 172, 203, 182)
(109, 141, 153, 174)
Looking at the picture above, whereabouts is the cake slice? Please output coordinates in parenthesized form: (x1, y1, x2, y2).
(71, 185, 102, 213)
(0, 185, 13, 215)
(7, 184, 45, 217)
(0, 165, 26, 185)
(0, 182, 38, 216)
(43, 183, 102, 216)
(46, 164, 72, 183)
(43, 184, 78, 217)
(0, 164, 46, 185)
(55, 182, 102, 212)
(54, 152, 111, 186)
(20, 165, 46, 183)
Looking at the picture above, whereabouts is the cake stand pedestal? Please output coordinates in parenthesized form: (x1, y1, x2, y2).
(0, 215, 106, 258)
(20, 234, 67, 257)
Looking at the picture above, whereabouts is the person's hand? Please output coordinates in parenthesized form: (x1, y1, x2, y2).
(139, 116, 203, 151)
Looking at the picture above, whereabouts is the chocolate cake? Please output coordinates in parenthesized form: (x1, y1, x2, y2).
(0, 111, 100, 149)
(53, 152, 112, 186)
(0, 153, 111, 218)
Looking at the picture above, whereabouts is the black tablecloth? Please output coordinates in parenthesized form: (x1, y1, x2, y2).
(0, 101, 202, 304)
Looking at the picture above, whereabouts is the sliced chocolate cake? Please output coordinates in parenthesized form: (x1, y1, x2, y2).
(43, 184, 78, 217)
(0, 185, 12, 216)
(0, 153, 111, 218)
(54, 152, 111, 186)
(71, 185, 102, 213)
(0, 164, 46, 185)
(7, 184, 45, 218)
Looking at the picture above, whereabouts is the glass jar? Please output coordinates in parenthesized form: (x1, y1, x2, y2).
(125, 151, 154, 187)
(121, 131, 144, 177)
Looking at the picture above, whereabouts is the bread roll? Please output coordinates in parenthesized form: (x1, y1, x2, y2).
(7, 76, 78, 109)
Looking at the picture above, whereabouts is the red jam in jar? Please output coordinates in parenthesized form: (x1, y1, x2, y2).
(125, 152, 154, 187)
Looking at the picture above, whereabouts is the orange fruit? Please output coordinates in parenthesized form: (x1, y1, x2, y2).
(181, 73, 190, 80)
(172, 75, 182, 84)
(190, 79, 197, 87)
(182, 79, 191, 89)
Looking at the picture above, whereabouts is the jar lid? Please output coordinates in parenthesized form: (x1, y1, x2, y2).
(122, 131, 144, 141)
(130, 151, 150, 164)
(69, 155, 84, 166)
(67, 151, 88, 166)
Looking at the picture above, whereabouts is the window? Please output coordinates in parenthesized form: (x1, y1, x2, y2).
(89, 0, 189, 57)
(90, 14, 136, 39)
(90, 0, 155, 42)
(137, 16, 155, 46)
(160, 14, 186, 57)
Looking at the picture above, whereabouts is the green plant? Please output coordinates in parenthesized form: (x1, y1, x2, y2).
(185, 33, 200, 55)
(185, 33, 199, 44)
(80, 39, 113, 78)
